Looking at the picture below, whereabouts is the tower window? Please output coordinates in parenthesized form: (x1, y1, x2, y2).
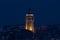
(27, 17, 33, 20)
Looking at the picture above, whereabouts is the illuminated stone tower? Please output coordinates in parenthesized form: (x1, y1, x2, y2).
(25, 9, 34, 32)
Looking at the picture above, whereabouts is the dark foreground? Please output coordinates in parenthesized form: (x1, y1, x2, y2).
(0, 24, 60, 40)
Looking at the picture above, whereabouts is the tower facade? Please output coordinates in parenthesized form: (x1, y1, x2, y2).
(25, 9, 34, 32)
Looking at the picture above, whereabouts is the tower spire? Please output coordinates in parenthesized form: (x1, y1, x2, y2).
(28, 8, 32, 14)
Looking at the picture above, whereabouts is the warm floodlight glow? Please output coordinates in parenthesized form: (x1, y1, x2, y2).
(26, 26, 27, 29)
(25, 26, 34, 32)
(30, 26, 33, 31)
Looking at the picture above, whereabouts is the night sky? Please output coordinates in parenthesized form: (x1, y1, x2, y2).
(0, 0, 60, 26)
